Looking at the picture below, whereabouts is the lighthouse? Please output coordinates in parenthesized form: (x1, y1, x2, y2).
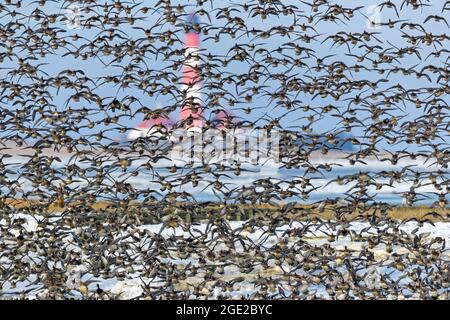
(180, 13, 203, 135)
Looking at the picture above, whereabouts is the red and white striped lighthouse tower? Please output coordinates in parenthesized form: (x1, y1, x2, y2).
(180, 13, 203, 134)
(127, 13, 204, 141)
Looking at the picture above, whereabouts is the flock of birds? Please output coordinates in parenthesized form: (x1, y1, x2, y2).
(0, 0, 449, 300)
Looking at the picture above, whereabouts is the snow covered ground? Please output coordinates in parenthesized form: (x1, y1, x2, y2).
(1, 213, 449, 299)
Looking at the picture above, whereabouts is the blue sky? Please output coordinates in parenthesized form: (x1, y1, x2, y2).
(0, 0, 448, 152)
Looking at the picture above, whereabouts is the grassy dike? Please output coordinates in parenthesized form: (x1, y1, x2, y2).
(2, 198, 448, 223)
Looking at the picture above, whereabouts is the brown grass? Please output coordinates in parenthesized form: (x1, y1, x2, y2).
(2, 198, 448, 222)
